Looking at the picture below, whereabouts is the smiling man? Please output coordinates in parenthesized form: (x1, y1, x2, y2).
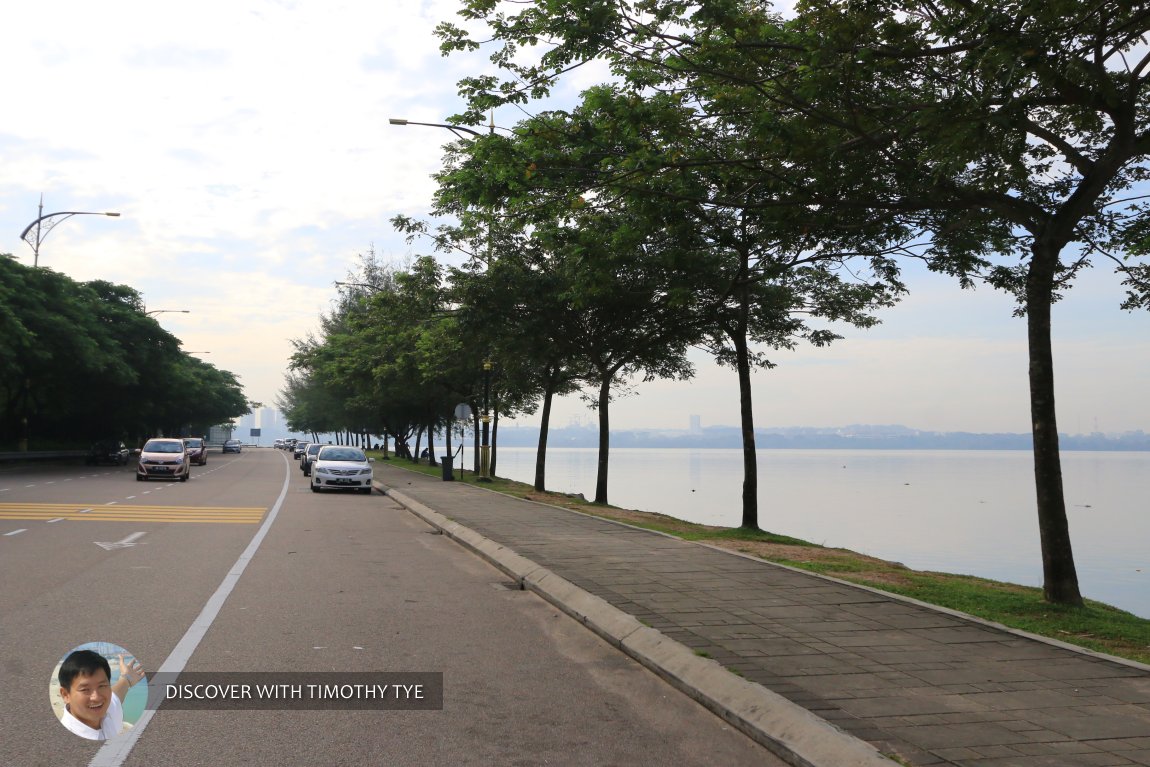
(57, 650, 144, 740)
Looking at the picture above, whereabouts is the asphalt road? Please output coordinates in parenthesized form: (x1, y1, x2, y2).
(0, 448, 781, 767)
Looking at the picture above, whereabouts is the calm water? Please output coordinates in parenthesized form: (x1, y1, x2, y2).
(492, 447, 1150, 618)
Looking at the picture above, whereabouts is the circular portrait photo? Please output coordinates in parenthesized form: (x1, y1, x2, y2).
(49, 642, 147, 741)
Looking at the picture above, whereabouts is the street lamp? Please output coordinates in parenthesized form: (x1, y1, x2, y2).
(19, 196, 121, 268)
(183, 351, 211, 355)
(388, 117, 487, 140)
(391, 115, 498, 481)
(478, 360, 494, 482)
(145, 309, 190, 317)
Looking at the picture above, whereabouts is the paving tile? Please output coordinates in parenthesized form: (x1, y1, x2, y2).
(381, 467, 1150, 767)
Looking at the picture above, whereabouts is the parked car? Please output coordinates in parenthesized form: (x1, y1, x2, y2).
(86, 440, 130, 466)
(284, 438, 299, 451)
(293, 441, 310, 460)
(223, 439, 243, 454)
(273, 438, 286, 450)
(310, 445, 374, 494)
(183, 437, 208, 465)
(136, 438, 190, 482)
(301, 442, 323, 476)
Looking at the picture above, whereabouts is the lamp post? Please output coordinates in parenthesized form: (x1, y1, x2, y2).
(145, 309, 190, 317)
(391, 115, 498, 482)
(20, 196, 121, 268)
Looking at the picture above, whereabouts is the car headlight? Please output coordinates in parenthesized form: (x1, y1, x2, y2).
(359, 469, 372, 475)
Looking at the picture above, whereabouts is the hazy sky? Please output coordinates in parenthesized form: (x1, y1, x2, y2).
(2, 1, 1147, 436)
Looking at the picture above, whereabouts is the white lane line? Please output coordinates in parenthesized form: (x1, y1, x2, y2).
(126, 496, 137, 500)
(47, 518, 65, 524)
(78, 508, 92, 514)
(24, 484, 36, 488)
(4, 529, 27, 537)
(90, 450, 293, 767)
(105, 501, 118, 505)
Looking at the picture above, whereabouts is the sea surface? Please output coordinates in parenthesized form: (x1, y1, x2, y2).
(489, 447, 1150, 619)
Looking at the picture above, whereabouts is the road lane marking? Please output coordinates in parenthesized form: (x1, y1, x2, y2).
(96, 532, 147, 550)
(47, 518, 64, 523)
(4, 529, 27, 536)
(0, 503, 265, 524)
(91, 449, 292, 767)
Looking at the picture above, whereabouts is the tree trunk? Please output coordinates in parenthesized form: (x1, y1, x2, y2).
(594, 375, 611, 504)
(1026, 248, 1083, 606)
(443, 415, 453, 479)
(535, 384, 555, 492)
(427, 422, 437, 466)
(413, 425, 423, 463)
(733, 335, 759, 531)
(383, 432, 390, 459)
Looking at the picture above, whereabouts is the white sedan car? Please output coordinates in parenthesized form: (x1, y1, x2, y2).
(309, 446, 374, 494)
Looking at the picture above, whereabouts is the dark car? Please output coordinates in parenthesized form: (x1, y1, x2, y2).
(183, 437, 208, 466)
(222, 439, 243, 454)
(293, 441, 310, 460)
(301, 442, 323, 476)
(86, 440, 130, 466)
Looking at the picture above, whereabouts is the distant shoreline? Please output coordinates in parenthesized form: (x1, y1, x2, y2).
(492, 426, 1150, 452)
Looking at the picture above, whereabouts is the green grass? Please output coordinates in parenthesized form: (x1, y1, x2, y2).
(372, 454, 1150, 665)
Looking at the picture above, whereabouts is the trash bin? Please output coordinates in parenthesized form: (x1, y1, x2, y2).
(441, 458, 454, 482)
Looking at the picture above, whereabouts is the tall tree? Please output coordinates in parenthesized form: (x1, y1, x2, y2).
(437, 0, 1150, 603)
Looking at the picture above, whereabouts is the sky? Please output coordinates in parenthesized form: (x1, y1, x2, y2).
(2, 1, 1148, 437)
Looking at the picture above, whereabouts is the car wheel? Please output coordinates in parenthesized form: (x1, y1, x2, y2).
(359, 487, 372, 495)
(310, 484, 319, 493)
(180, 472, 189, 482)
(136, 475, 144, 482)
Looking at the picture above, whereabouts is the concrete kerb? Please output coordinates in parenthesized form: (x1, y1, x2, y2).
(377, 481, 895, 767)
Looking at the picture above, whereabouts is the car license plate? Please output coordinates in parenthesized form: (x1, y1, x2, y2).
(333, 478, 355, 485)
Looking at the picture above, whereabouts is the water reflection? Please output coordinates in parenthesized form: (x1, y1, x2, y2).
(494, 448, 1150, 618)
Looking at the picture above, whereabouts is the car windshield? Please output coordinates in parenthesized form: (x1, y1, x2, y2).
(143, 441, 183, 454)
(185, 439, 203, 447)
(307, 444, 322, 454)
(319, 448, 366, 462)
(225, 440, 239, 445)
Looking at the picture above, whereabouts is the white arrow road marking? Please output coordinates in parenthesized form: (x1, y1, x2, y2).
(4, 529, 27, 536)
(95, 532, 147, 551)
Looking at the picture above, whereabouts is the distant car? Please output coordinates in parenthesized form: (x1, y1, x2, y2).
(301, 442, 323, 476)
(86, 440, 130, 466)
(223, 439, 243, 454)
(284, 438, 299, 451)
(136, 438, 190, 482)
(293, 441, 310, 460)
(310, 445, 373, 494)
(273, 438, 286, 450)
(183, 437, 208, 466)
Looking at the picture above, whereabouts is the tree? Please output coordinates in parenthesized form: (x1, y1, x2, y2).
(436, 0, 1150, 604)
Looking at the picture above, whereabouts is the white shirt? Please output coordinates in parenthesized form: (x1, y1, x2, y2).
(60, 691, 124, 741)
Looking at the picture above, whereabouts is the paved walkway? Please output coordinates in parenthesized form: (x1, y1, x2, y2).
(373, 462, 1150, 767)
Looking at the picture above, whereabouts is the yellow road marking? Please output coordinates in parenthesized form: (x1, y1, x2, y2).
(0, 503, 264, 524)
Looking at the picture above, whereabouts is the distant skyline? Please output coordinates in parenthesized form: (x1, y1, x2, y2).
(2, 1, 1148, 437)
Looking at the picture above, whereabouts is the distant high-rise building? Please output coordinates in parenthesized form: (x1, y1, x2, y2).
(689, 415, 702, 433)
